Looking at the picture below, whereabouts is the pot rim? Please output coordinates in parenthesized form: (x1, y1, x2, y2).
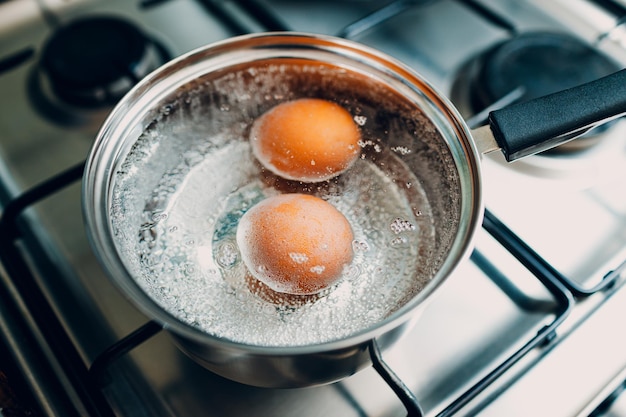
(82, 31, 484, 355)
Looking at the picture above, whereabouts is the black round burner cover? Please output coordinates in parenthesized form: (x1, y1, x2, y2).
(41, 16, 153, 107)
(472, 32, 620, 110)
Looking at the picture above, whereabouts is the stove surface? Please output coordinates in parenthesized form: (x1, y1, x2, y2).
(1, 1, 626, 416)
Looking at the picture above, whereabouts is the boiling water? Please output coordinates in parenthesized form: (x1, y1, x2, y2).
(110, 63, 439, 347)
(117, 142, 434, 346)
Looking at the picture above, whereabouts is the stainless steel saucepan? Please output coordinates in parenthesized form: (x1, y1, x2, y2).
(82, 32, 626, 388)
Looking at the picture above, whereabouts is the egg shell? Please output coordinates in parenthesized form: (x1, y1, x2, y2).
(236, 193, 354, 295)
(250, 98, 361, 182)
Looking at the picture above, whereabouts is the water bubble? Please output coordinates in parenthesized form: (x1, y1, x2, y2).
(289, 252, 309, 264)
(390, 217, 415, 234)
(366, 308, 381, 320)
(183, 263, 196, 275)
(352, 239, 370, 252)
(390, 146, 411, 155)
(205, 268, 220, 279)
(310, 265, 326, 275)
(216, 241, 239, 268)
(353, 115, 367, 126)
(343, 263, 361, 280)
(357, 139, 383, 153)
(151, 212, 168, 222)
(390, 236, 409, 248)
(262, 303, 275, 315)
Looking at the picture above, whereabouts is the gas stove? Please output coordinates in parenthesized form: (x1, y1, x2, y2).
(1, 1, 626, 416)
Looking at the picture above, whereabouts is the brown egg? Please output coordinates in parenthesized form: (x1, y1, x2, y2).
(250, 98, 361, 182)
(236, 193, 354, 295)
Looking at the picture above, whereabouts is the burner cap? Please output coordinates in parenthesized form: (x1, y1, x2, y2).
(38, 16, 169, 108)
(471, 32, 619, 112)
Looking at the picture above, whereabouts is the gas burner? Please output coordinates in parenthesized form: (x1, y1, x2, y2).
(451, 31, 620, 153)
(28, 15, 171, 126)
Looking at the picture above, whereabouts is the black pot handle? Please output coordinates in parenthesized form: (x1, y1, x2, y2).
(487, 68, 626, 161)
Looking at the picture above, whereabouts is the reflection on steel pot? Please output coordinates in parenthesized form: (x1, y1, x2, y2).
(82, 32, 626, 388)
